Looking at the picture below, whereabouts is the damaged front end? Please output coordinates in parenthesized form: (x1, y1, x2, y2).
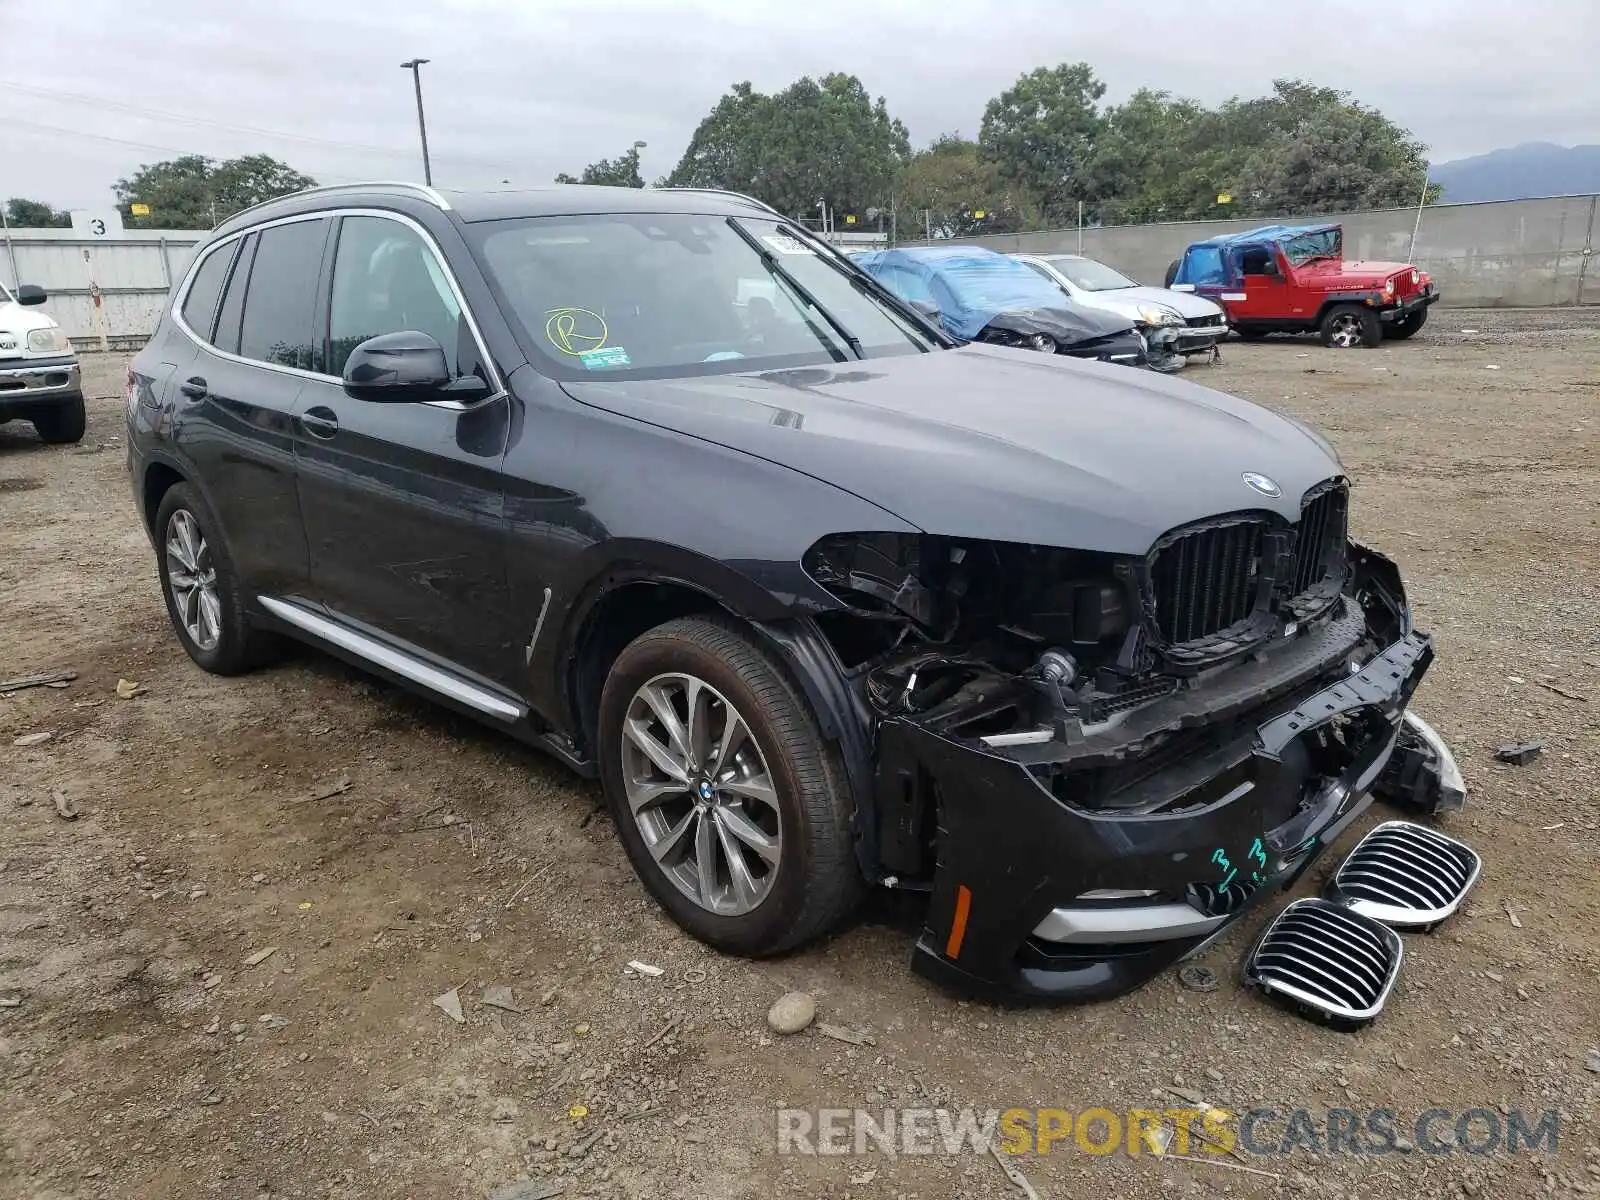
(800, 480, 1464, 1001)
(973, 309, 1149, 367)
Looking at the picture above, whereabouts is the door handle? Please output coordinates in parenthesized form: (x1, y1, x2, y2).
(301, 406, 339, 439)
(178, 377, 208, 400)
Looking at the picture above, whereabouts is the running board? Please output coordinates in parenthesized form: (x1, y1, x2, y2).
(257, 596, 527, 723)
(1323, 820, 1481, 931)
(1243, 898, 1403, 1029)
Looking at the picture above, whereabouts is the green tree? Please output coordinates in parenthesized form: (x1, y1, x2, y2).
(3, 198, 71, 228)
(666, 74, 909, 218)
(1085, 90, 1217, 223)
(1230, 82, 1436, 214)
(978, 62, 1106, 224)
(896, 135, 1033, 239)
(113, 154, 317, 229)
(554, 143, 646, 187)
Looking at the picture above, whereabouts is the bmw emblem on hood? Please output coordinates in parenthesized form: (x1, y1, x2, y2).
(1242, 472, 1282, 498)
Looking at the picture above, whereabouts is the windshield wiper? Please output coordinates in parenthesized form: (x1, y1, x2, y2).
(794, 235, 944, 349)
(725, 219, 861, 360)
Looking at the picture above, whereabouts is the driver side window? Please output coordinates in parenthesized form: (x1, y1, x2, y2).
(1240, 247, 1279, 277)
(328, 215, 468, 377)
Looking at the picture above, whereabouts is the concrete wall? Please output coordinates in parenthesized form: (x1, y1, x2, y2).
(1, 228, 205, 347)
(924, 194, 1600, 308)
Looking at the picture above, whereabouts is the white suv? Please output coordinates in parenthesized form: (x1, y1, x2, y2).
(0, 279, 84, 444)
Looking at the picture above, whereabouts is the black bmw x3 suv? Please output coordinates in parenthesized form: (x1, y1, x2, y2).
(126, 182, 1464, 1001)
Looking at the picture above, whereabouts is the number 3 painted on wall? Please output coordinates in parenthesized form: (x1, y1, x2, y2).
(90, 219, 106, 236)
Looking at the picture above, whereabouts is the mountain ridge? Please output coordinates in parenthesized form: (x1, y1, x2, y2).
(1431, 142, 1600, 203)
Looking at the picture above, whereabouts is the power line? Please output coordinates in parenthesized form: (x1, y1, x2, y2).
(0, 79, 530, 173)
(7, 118, 373, 184)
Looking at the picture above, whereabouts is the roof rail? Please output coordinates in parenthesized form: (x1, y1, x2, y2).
(215, 180, 452, 230)
(651, 186, 783, 218)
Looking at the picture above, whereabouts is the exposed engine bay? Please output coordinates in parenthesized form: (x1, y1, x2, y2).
(802, 477, 1375, 792)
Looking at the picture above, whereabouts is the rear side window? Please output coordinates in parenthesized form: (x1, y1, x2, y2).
(213, 233, 258, 355)
(180, 244, 236, 340)
(238, 218, 327, 371)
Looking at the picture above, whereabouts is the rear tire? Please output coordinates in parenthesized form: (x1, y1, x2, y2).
(1234, 326, 1269, 341)
(1163, 260, 1180, 288)
(1320, 304, 1381, 349)
(32, 395, 86, 444)
(154, 483, 278, 675)
(1386, 307, 1428, 340)
(597, 614, 863, 957)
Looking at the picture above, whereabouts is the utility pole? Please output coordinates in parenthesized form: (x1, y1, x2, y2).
(0, 202, 20, 291)
(400, 58, 433, 185)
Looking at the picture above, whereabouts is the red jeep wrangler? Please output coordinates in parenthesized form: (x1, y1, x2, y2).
(1167, 224, 1437, 348)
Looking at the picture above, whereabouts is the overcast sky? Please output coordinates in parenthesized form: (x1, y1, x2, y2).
(4, 0, 1596, 211)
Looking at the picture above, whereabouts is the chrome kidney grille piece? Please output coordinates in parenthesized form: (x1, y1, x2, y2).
(1244, 898, 1403, 1027)
(1323, 820, 1482, 931)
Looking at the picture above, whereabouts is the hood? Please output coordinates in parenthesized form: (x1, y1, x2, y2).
(1079, 285, 1225, 321)
(563, 346, 1345, 554)
(984, 303, 1135, 344)
(0, 300, 61, 339)
(1299, 259, 1413, 285)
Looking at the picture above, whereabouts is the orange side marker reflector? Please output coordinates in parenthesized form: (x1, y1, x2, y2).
(945, 884, 973, 960)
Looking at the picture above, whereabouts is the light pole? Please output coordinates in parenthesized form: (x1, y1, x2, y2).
(399, 58, 433, 186)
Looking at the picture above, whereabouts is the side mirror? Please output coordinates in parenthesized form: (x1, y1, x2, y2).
(910, 299, 942, 322)
(342, 331, 454, 403)
(15, 284, 47, 306)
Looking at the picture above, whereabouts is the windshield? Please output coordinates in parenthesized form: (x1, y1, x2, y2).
(469, 213, 936, 380)
(1281, 229, 1341, 266)
(1043, 256, 1137, 292)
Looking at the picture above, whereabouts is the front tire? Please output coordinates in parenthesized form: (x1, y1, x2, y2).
(597, 615, 863, 957)
(1320, 304, 1381, 348)
(1234, 325, 1269, 341)
(32, 395, 86, 444)
(1386, 308, 1428, 340)
(154, 483, 276, 675)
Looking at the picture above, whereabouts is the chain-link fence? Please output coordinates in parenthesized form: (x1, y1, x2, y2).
(903, 195, 1600, 308)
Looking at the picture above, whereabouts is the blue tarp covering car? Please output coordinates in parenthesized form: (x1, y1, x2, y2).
(854, 246, 1148, 366)
(853, 246, 1092, 341)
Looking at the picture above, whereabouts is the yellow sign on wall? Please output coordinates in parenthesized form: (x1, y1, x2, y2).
(130, 203, 151, 216)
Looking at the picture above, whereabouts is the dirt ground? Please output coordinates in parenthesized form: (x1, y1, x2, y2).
(3, 311, 1598, 1200)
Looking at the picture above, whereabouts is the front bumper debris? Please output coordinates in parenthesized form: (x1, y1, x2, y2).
(891, 620, 1451, 1002)
(1173, 322, 1228, 355)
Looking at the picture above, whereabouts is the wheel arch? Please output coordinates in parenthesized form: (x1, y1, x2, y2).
(140, 456, 190, 536)
(1315, 294, 1384, 324)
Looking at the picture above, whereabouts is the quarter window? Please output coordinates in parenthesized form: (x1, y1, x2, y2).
(237, 218, 327, 371)
(212, 233, 257, 356)
(328, 216, 467, 378)
(180, 244, 236, 341)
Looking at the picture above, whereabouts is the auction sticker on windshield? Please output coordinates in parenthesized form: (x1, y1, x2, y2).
(579, 345, 632, 369)
(763, 234, 815, 256)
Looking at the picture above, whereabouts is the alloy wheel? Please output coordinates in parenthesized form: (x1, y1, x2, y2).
(165, 509, 222, 652)
(620, 672, 782, 916)
(1327, 313, 1364, 348)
